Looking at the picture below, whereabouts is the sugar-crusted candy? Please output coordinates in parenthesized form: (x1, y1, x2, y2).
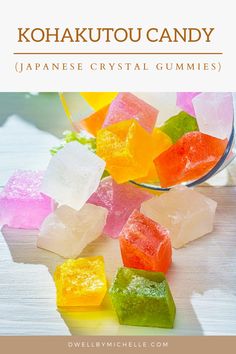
(103, 93, 158, 132)
(109, 267, 176, 328)
(0, 170, 54, 229)
(41, 141, 105, 210)
(135, 128, 172, 183)
(141, 186, 217, 248)
(37, 203, 108, 258)
(152, 128, 173, 157)
(159, 111, 199, 143)
(154, 131, 227, 187)
(134, 92, 180, 126)
(176, 92, 201, 116)
(54, 256, 107, 307)
(77, 105, 109, 136)
(119, 210, 172, 273)
(96, 119, 154, 183)
(89, 177, 152, 238)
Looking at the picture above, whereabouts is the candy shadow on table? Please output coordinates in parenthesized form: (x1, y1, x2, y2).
(1, 227, 208, 336)
(0, 229, 120, 335)
(11, 189, 236, 334)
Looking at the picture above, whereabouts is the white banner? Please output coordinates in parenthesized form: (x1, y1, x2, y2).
(0, 0, 235, 91)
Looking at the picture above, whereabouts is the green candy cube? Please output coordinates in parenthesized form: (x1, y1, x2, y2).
(160, 111, 199, 143)
(109, 267, 176, 328)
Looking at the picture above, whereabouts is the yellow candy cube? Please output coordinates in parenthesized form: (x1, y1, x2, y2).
(96, 119, 154, 183)
(54, 256, 107, 307)
(80, 92, 117, 110)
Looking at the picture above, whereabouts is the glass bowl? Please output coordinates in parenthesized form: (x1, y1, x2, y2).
(131, 123, 235, 191)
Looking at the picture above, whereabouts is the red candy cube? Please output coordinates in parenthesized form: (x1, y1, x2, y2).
(154, 131, 227, 188)
(119, 210, 172, 273)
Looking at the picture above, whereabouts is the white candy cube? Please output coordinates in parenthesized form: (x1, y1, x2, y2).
(37, 203, 108, 258)
(141, 186, 217, 248)
(41, 141, 105, 210)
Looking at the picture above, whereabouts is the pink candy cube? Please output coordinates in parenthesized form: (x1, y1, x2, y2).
(102, 93, 158, 132)
(0, 171, 54, 229)
(176, 92, 201, 117)
(88, 177, 152, 238)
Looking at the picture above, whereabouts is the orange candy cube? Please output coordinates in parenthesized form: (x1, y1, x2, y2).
(78, 105, 110, 136)
(135, 128, 172, 183)
(135, 163, 159, 184)
(96, 119, 154, 183)
(152, 128, 173, 158)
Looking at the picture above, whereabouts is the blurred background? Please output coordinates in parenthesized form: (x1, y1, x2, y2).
(0, 93, 71, 137)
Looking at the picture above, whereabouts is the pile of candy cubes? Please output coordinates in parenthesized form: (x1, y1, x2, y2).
(0, 91, 233, 329)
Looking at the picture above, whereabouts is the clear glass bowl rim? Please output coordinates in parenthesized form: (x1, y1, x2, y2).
(131, 124, 235, 191)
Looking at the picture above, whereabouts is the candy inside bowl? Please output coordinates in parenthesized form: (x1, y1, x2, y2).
(59, 92, 235, 191)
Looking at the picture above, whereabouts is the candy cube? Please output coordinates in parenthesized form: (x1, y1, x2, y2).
(176, 92, 201, 116)
(135, 163, 159, 183)
(134, 92, 180, 126)
(109, 267, 176, 328)
(96, 119, 154, 183)
(136, 129, 172, 183)
(88, 177, 152, 238)
(37, 203, 108, 258)
(78, 105, 110, 136)
(103, 93, 158, 132)
(159, 111, 199, 143)
(193, 92, 233, 139)
(119, 210, 172, 273)
(80, 92, 117, 110)
(141, 186, 217, 248)
(135, 163, 159, 184)
(0, 170, 54, 229)
(54, 256, 107, 307)
(152, 128, 173, 157)
(41, 141, 105, 210)
(155, 132, 227, 187)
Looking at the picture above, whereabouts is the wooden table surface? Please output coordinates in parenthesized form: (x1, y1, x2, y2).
(0, 93, 236, 336)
